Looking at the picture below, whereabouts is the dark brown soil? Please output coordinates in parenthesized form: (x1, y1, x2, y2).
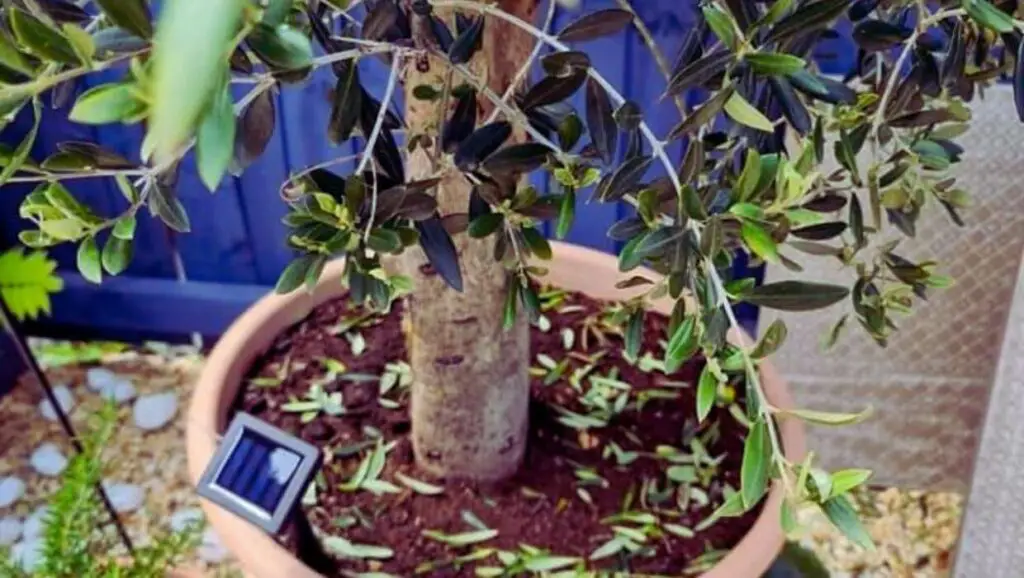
(234, 288, 760, 576)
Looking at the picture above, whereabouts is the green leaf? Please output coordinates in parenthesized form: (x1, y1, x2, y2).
(664, 316, 698, 373)
(522, 227, 553, 260)
(149, 0, 245, 163)
(249, 24, 314, 70)
(702, 4, 738, 50)
(781, 406, 873, 426)
(0, 248, 63, 322)
(112, 215, 136, 240)
(745, 52, 806, 75)
(196, 82, 236, 191)
(830, 469, 872, 497)
(734, 148, 761, 202)
(101, 236, 132, 275)
(557, 190, 575, 239)
(741, 281, 849, 311)
(751, 319, 787, 358)
(422, 529, 498, 547)
(95, 0, 153, 39)
(69, 84, 139, 125)
(523, 555, 580, 572)
(0, 28, 37, 76)
(468, 213, 503, 238)
(322, 536, 394, 560)
(62, 23, 96, 65)
(962, 0, 1016, 33)
(740, 221, 779, 263)
(624, 309, 643, 359)
(696, 364, 718, 422)
(10, 8, 80, 65)
(0, 99, 40, 186)
(724, 92, 775, 132)
(76, 236, 102, 284)
(822, 495, 875, 550)
(741, 420, 770, 509)
(395, 472, 444, 495)
(367, 229, 403, 253)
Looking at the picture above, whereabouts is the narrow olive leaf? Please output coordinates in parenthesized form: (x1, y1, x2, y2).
(503, 278, 519, 330)
(666, 86, 735, 141)
(665, 316, 698, 373)
(585, 77, 617, 165)
(752, 319, 787, 358)
(396, 472, 444, 495)
(95, 0, 152, 39)
(607, 216, 646, 241)
(741, 281, 849, 311)
(37, 0, 90, 24)
(769, 77, 811, 135)
(196, 83, 236, 191)
(724, 92, 775, 132)
(962, 0, 1015, 33)
(449, 16, 484, 64)
(542, 51, 592, 76)
(741, 420, 770, 509)
(745, 53, 806, 76)
(0, 101, 40, 185)
(780, 406, 873, 426)
(328, 64, 361, 144)
(149, 0, 245, 164)
(666, 50, 733, 96)
(362, 1, 399, 41)
(523, 227, 552, 260)
(454, 122, 512, 170)
(69, 83, 138, 125)
(702, 4, 738, 50)
(10, 8, 80, 65)
(557, 9, 633, 42)
(852, 20, 912, 52)
(822, 495, 875, 550)
(766, 0, 849, 44)
(520, 70, 587, 111)
(830, 469, 872, 497)
(624, 310, 643, 359)
(468, 213, 503, 238)
(681, 185, 708, 220)
(101, 236, 132, 275)
(557, 190, 575, 239)
(1016, 39, 1024, 122)
(613, 101, 643, 131)
(679, 138, 704, 184)
(232, 89, 276, 173)
(76, 237, 102, 284)
(735, 148, 761, 202)
(416, 217, 463, 292)
(57, 142, 132, 169)
(790, 222, 847, 240)
(481, 143, 552, 174)
(442, 88, 477, 152)
(696, 365, 718, 422)
(597, 155, 653, 202)
(148, 182, 191, 233)
(276, 255, 317, 293)
(740, 222, 779, 263)
(0, 27, 36, 76)
(757, 0, 796, 27)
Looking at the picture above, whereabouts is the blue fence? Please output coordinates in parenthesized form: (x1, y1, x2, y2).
(0, 0, 855, 343)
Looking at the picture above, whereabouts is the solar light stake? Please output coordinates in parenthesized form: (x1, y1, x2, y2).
(198, 412, 334, 572)
(0, 297, 135, 553)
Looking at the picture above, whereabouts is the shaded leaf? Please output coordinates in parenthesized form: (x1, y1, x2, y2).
(666, 50, 733, 96)
(741, 281, 849, 311)
(520, 70, 587, 111)
(95, 0, 152, 39)
(482, 143, 552, 174)
(10, 8, 80, 65)
(585, 77, 617, 165)
(596, 155, 653, 202)
(248, 24, 314, 70)
(362, 1, 399, 41)
(766, 0, 849, 44)
(769, 76, 811, 135)
(449, 15, 484, 64)
(148, 181, 190, 232)
(541, 51, 592, 76)
(790, 222, 846, 240)
(467, 213, 503, 238)
(558, 9, 633, 42)
(232, 88, 276, 173)
(666, 86, 735, 141)
(328, 63, 362, 144)
(454, 122, 512, 170)
(442, 88, 478, 152)
(416, 217, 463, 291)
(822, 495, 875, 550)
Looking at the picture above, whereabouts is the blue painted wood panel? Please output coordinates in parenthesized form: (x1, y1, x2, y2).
(1, 0, 857, 340)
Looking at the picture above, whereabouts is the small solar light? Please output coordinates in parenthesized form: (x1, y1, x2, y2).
(197, 412, 334, 572)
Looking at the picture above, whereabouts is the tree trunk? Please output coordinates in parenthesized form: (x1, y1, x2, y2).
(399, 0, 538, 481)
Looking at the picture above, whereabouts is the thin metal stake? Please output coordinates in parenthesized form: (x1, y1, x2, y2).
(0, 297, 135, 553)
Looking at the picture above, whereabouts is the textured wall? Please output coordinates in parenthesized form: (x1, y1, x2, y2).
(764, 85, 1024, 493)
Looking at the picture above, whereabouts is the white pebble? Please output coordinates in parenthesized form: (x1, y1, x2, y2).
(0, 477, 25, 509)
(99, 379, 137, 405)
(10, 539, 43, 572)
(0, 516, 22, 546)
(103, 481, 145, 514)
(39, 385, 75, 422)
(169, 508, 205, 533)
(197, 528, 230, 563)
(30, 443, 68, 477)
(22, 506, 49, 540)
(86, 367, 119, 392)
(132, 392, 178, 431)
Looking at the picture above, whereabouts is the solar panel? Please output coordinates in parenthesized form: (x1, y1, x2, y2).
(197, 412, 322, 534)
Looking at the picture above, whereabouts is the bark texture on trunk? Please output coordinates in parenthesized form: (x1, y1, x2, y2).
(400, 0, 539, 481)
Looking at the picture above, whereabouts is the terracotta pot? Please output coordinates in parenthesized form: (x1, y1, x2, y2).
(188, 241, 807, 578)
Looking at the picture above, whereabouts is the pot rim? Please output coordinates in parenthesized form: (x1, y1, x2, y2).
(187, 241, 807, 578)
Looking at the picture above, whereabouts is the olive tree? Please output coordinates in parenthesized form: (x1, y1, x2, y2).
(2, 0, 1020, 545)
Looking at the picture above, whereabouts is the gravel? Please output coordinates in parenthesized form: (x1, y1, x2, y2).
(22, 506, 49, 541)
(9, 539, 43, 572)
(38, 385, 75, 422)
(29, 443, 67, 477)
(132, 392, 178, 431)
(103, 481, 145, 514)
(0, 516, 22, 546)
(0, 476, 25, 509)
